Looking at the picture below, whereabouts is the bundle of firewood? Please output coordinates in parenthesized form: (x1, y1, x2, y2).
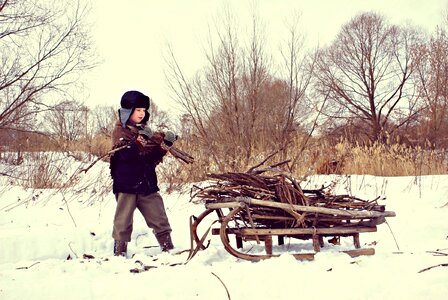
(161, 143, 194, 164)
(191, 163, 393, 228)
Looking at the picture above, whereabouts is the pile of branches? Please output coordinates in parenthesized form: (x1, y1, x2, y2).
(191, 161, 389, 228)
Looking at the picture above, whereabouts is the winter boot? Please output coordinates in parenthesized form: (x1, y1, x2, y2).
(155, 232, 174, 252)
(113, 240, 128, 257)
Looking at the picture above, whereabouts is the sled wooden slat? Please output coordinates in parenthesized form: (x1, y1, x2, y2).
(211, 226, 376, 236)
(292, 248, 375, 261)
(206, 202, 243, 209)
(240, 226, 377, 235)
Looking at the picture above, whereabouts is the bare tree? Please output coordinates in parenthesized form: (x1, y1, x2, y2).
(201, 6, 248, 168)
(147, 102, 173, 132)
(0, 0, 97, 133)
(314, 12, 422, 141)
(277, 12, 316, 161)
(91, 105, 117, 138)
(413, 27, 448, 147)
(165, 5, 272, 170)
(165, 6, 315, 171)
(44, 100, 89, 145)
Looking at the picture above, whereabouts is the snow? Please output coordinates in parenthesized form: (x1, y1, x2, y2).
(1, 158, 447, 300)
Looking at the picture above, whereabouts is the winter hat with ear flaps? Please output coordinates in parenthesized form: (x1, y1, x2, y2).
(118, 90, 151, 127)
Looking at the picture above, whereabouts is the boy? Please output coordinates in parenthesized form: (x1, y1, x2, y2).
(109, 90, 175, 257)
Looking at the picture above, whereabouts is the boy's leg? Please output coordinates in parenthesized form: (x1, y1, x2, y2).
(112, 193, 137, 242)
(137, 192, 173, 250)
(137, 192, 172, 235)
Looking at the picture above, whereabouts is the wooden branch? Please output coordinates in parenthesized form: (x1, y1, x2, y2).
(211, 272, 231, 300)
(164, 144, 194, 164)
(246, 151, 283, 174)
(16, 262, 40, 270)
(235, 197, 396, 219)
(80, 139, 194, 177)
(426, 251, 448, 256)
(195, 167, 396, 233)
(418, 263, 448, 273)
(80, 143, 130, 173)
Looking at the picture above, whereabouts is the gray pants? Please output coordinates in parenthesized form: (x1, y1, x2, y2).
(112, 192, 172, 242)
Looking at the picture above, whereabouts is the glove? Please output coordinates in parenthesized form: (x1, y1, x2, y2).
(163, 130, 178, 146)
(138, 127, 153, 139)
(136, 128, 153, 150)
(151, 131, 165, 144)
(135, 134, 148, 150)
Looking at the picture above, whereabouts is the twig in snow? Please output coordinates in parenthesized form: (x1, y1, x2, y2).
(211, 272, 231, 300)
(426, 251, 448, 256)
(135, 232, 148, 246)
(418, 263, 448, 273)
(61, 193, 77, 227)
(142, 245, 159, 249)
(16, 262, 40, 270)
(68, 242, 79, 259)
(385, 220, 400, 251)
(130, 261, 158, 273)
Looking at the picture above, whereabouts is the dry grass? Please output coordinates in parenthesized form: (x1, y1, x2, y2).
(343, 142, 447, 176)
(0, 152, 69, 189)
(2, 135, 446, 191)
(157, 137, 448, 187)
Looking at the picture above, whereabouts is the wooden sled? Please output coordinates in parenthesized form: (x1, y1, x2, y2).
(191, 196, 395, 262)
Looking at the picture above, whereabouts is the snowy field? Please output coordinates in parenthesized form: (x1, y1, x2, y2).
(0, 156, 447, 300)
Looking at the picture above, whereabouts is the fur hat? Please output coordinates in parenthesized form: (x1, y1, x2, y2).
(118, 90, 150, 127)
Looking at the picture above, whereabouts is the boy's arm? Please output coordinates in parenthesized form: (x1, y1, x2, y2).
(139, 129, 194, 164)
(112, 132, 167, 163)
(141, 136, 168, 164)
(113, 139, 142, 161)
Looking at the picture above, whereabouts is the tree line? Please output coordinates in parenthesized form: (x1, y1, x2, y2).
(165, 6, 448, 175)
(1, 1, 447, 176)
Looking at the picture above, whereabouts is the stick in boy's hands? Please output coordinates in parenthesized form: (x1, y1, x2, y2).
(138, 128, 194, 164)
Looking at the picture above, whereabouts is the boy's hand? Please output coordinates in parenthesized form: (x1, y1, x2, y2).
(163, 131, 178, 146)
(136, 135, 148, 147)
(138, 128, 153, 139)
(151, 132, 165, 144)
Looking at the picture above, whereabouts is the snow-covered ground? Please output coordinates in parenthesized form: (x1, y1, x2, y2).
(0, 158, 447, 300)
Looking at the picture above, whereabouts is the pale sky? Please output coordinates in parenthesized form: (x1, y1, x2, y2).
(84, 0, 446, 115)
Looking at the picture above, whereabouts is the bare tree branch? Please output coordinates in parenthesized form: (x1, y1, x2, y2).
(0, 0, 98, 133)
(314, 12, 421, 141)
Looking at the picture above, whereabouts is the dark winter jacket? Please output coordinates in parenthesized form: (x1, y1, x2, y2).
(110, 121, 167, 195)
